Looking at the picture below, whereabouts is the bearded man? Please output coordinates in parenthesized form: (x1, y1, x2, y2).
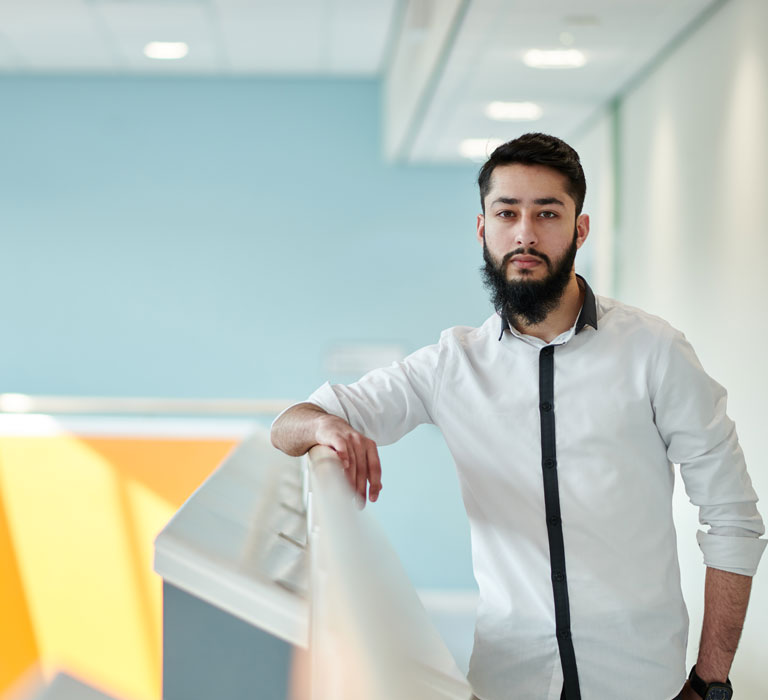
(271, 133, 765, 700)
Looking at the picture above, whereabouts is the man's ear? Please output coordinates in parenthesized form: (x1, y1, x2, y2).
(476, 213, 485, 245)
(575, 213, 590, 249)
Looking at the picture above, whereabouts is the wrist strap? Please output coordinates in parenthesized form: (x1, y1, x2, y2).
(688, 665, 732, 698)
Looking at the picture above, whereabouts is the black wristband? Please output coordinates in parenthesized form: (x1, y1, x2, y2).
(688, 665, 733, 699)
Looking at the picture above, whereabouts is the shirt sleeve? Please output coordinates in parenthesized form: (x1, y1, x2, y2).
(652, 328, 766, 576)
(301, 340, 445, 446)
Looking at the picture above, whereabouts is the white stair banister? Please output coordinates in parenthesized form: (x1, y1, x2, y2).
(307, 445, 472, 700)
(153, 433, 473, 699)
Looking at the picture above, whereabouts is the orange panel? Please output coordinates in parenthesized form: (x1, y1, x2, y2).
(0, 471, 40, 692)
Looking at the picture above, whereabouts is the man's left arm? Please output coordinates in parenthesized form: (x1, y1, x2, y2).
(678, 567, 752, 698)
(696, 566, 752, 683)
(652, 328, 766, 696)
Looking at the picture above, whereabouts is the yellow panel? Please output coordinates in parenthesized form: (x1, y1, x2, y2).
(0, 436, 235, 700)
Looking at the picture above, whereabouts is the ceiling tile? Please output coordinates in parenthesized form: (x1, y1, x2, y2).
(326, 0, 397, 74)
(0, 0, 112, 70)
(216, 2, 327, 74)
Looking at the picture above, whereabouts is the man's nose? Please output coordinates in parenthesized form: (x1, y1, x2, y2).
(514, 214, 538, 248)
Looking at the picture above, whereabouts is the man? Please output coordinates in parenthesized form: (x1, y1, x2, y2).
(271, 133, 765, 700)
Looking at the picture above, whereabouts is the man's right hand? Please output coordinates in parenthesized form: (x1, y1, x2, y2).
(314, 413, 382, 505)
(271, 403, 382, 506)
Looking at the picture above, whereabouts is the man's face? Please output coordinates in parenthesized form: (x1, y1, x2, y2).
(477, 163, 590, 324)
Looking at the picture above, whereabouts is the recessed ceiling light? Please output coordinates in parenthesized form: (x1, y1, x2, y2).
(523, 49, 586, 69)
(459, 138, 504, 161)
(485, 101, 542, 122)
(143, 42, 189, 60)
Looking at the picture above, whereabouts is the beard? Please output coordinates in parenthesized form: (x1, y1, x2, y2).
(481, 231, 578, 326)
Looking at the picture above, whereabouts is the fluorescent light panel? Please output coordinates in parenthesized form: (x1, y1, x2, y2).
(523, 49, 586, 69)
(144, 42, 189, 60)
(485, 101, 542, 121)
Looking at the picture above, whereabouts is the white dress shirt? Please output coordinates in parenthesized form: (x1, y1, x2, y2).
(302, 279, 766, 700)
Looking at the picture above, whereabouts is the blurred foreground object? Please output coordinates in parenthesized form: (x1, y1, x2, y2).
(154, 436, 472, 699)
(307, 445, 471, 700)
(2, 670, 121, 700)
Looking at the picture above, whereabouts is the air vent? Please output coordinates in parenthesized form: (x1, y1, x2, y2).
(325, 344, 406, 376)
(403, 0, 435, 41)
(409, 0, 435, 30)
(563, 14, 601, 27)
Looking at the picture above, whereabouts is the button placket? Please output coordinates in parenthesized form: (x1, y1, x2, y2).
(538, 344, 581, 698)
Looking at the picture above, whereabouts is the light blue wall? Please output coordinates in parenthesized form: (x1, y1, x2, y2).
(0, 76, 488, 397)
(0, 76, 483, 588)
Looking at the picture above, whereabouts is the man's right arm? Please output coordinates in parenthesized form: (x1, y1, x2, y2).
(271, 402, 382, 504)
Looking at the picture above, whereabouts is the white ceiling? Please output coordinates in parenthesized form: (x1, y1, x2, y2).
(0, 0, 721, 161)
(409, 0, 718, 161)
(0, 0, 398, 74)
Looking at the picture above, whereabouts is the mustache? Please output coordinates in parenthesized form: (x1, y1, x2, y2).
(500, 247, 551, 268)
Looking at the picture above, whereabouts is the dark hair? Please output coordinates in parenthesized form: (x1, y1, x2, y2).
(477, 133, 586, 215)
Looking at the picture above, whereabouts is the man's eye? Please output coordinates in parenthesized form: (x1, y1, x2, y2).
(539, 211, 557, 219)
(498, 210, 515, 218)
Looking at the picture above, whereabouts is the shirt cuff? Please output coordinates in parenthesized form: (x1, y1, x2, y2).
(696, 529, 767, 576)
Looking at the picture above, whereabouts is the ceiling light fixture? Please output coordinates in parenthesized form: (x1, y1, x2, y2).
(523, 49, 586, 69)
(459, 138, 504, 161)
(144, 42, 189, 60)
(485, 101, 542, 121)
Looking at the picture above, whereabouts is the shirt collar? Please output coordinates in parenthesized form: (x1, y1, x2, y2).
(497, 274, 598, 342)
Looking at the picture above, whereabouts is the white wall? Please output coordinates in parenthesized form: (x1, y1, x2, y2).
(607, 0, 767, 693)
(573, 107, 616, 298)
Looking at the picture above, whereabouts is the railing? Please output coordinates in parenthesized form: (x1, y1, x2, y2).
(306, 445, 471, 700)
(153, 434, 472, 699)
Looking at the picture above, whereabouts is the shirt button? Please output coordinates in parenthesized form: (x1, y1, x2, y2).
(543, 458, 556, 469)
(557, 629, 571, 640)
(552, 571, 565, 582)
(542, 346, 554, 357)
(548, 516, 561, 526)
(540, 401, 553, 412)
